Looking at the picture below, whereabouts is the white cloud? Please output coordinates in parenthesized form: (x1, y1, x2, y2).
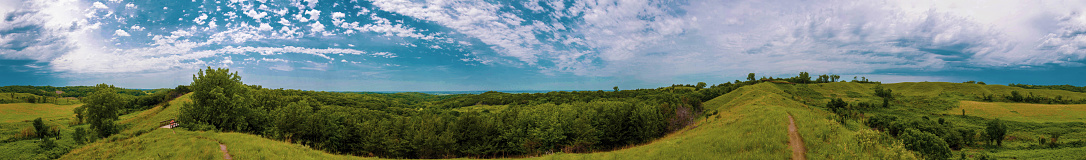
(130, 25, 145, 31)
(370, 0, 543, 63)
(258, 23, 273, 31)
(261, 58, 289, 63)
(193, 14, 208, 24)
(92, 2, 108, 9)
(244, 9, 268, 20)
(269, 64, 293, 71)
(308, 21, 325, 34)
(114, 29, 130, 36)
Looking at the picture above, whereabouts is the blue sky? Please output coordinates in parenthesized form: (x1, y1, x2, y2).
(1, 0, 1086, 91)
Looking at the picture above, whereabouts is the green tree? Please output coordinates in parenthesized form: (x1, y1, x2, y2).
(747, 73, 756, 82)
(180, 67, 254, 132)
(695, 82, 706, 90)
(72, 127, 86, 144)
(798, 72, 811, 83)
(84, 84, 123, 138)
(33, 118, 46, 138)
(613, 86, 619, 92)
(986, 119, 1007, 146)
(73, 106, 85, 124)
(901, 129, 951, 160)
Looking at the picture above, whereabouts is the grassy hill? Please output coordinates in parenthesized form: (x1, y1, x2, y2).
(61, 93, 363, 159)
(526, 83, 916, 159)
(52, 82, 1086, 159)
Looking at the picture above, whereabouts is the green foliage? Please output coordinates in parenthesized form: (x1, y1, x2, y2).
(986, 119, 1007, 146)
(901, 129, 951, 160)
(72, 127, 86, 144)
(874, 85, 893, 99)
(33, 118, 45, 139)
(1009, 83, 1086, 93)
(747, 73, 756, 82)
(180, 67, 258, 132)
(84, 84, 123, 138)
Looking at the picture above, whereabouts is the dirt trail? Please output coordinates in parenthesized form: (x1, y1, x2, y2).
(220, 144, 233, 159)
(788, 114, 807, 160)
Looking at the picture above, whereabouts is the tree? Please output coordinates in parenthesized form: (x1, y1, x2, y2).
(747, 73, 756, 82)
(33, 118, 46, 138)
(901, 129, 951, 160)
(84, 84, 123, 138)
(613, 86, 619, 92)
(695, 82, 706, 90)
(798, 72, 811, 84)
(73, 127, 86, 144)
(180, 67, 254, 132)
(73, 106, 85, 124)
(986, 119, 1007, 146)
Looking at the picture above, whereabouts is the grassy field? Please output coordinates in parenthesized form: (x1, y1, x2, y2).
(534, 83, 916, 159)
(50, 82, 1086, 159)
(0, 103, 82, 123)
(948, 101, 1086, 123)
(884, 82, 1086, 100)
(0, 102, 84, 159)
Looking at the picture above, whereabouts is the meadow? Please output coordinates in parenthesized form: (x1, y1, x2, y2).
(949, 101, 1086, 123)
(8, 71, 1086, 160)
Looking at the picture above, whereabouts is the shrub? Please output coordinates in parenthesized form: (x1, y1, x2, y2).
(73, 127, 86, 144)
(901, 129, 951, 160)
(986, 119, 1007, 146)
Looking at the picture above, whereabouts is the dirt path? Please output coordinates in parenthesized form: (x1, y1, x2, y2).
(220, 144, 233, 159)
(788, 114, 807, 160)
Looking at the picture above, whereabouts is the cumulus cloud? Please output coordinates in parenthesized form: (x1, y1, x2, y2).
(372, 0, 1086, 82)
(114, 29, 130, 36)
(6, 0, 1086, 87)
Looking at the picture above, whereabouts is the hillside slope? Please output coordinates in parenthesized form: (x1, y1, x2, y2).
(62, 83, 922, 159)
(536, 83, 916, 159)
(61, 93, 362, 159)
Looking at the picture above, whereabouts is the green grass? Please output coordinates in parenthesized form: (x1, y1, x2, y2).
(884, 82, 1086, 100)
(52, 82, 1086, 159)
(948, 101, 1086, 123)
(61, 93, 365, 160)
(0, 103, 84, 159)
(0, 103, 82, 123)
(533, 83, 916, 159)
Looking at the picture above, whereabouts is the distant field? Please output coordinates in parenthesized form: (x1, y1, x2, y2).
(948, 101, 1086, 122)
(0, 103, 82, 122)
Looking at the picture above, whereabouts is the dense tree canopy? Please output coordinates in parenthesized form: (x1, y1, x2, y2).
(83, 84, 124, 138)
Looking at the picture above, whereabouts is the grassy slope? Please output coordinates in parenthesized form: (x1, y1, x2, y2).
(71, 82, 1086, 159)
(885, 82, 1086, 100)
(61, 93, 363, 160)
(806, 82, 1086, 160)
(949, 101, 1086, 123)
(60, 83, 920, 160)
(536, 83, 916, 159)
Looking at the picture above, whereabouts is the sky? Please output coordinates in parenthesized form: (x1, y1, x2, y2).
(1, 0, 1085, 91)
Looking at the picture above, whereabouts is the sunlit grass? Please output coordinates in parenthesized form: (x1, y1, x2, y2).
(949, 101, 1086, 123)
(0, 103, 82, 123)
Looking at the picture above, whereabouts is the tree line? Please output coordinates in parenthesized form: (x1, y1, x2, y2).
(171, 67, 759, 158)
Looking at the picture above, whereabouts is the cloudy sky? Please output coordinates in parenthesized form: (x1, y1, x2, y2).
(2, 0, 1085, 91)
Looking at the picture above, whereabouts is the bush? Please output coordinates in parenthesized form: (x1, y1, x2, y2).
(901, 129, 951, 160)
(986, 119, 1007, 146)
(33, 118, 46, 138)
(72, 127, 86, 144)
